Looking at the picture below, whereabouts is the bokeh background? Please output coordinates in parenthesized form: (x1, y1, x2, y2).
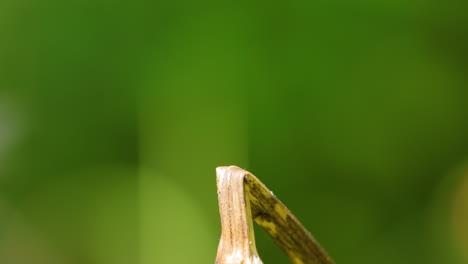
(1, 0, 468, 264)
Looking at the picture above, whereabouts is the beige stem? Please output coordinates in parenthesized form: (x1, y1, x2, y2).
(215, 166, 335, 264)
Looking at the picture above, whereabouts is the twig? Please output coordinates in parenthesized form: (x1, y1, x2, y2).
(215, 166, 335, 264)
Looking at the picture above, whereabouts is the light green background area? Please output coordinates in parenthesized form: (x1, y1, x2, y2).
(1, 0, 468, 264)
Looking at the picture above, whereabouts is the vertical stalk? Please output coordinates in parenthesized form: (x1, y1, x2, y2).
(216, 166, 335, 264)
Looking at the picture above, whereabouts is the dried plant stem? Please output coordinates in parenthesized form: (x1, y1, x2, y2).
(215, 166, 335, 264)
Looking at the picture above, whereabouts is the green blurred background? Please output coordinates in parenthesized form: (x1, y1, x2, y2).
(1, 0, 468, 263)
